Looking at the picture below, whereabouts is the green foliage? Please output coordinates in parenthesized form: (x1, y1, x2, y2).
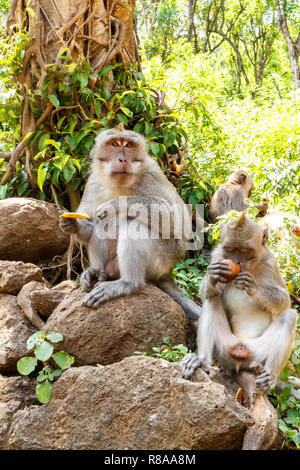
(17, 331, 74, 404)
(269, 388, 300, 449)
(0, 32, 202, 205)
(172, 256, 210, 297)
(135, 337, 191, 362)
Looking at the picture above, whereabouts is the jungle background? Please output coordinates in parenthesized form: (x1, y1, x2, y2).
(0, 0, 299, 448)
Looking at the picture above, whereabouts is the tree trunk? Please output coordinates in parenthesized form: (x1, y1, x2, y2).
(2, 0, 139, 193)
(276, 3, 300, 90)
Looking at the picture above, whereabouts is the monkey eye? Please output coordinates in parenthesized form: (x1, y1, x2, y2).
(225, 247, 234, 252)
(124, 142, 132, 148)
(111, 141, 119, 147)
(240, 248, 248, 253)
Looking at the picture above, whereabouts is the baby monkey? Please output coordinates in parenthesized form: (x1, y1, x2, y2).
(181, 213, 297, 390)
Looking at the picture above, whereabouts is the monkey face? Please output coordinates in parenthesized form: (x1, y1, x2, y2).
(221, 245, 259, 271)
(221, 216, 266, 270)
(95, 133, 146, 186)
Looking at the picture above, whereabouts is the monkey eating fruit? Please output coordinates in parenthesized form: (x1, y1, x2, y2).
(181, 213, 297, 391)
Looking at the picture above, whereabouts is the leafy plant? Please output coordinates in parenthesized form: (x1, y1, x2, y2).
(269, 387, 300, 449)
(17, 331, 74, 404)
(135, 337, 191, 362)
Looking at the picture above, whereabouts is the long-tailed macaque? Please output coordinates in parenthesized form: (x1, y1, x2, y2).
(209, 170, 268, 223)
(181, 213, 297, 390)
(60, 124, 203, 320)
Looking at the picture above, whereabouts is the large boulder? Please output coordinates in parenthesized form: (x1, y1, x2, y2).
(0, 260, 44, 295)
(0, 294, 37, 373)
(44, 285, 190, 366)
(0, 375, 37, 449)
(6, 357, 252, 450)
(0, 198, 69, 263)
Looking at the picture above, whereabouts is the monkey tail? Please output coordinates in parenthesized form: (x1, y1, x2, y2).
(157, 276, 201, 321)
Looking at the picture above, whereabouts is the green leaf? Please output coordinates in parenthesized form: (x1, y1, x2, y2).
(52, 351, 74, 370)
(117, 113, 128, 125)
(0, 184, 9, 200)
(94, 99, 101, 116)
(17, 357, 38, 375)
(163, 132, 176, 148)
(37, 372, 47, 382)
(37, 163, 48, 191)
(133, 122, 144, 134)
(63, 163, 76, 182)
(36, 381, 52, 404)
(34, 341, 54, 361)
(145, 121, 152, 136)
(120, 107, 133, 118)
(149, 141, 160, 156)
(17, 182, 28, 196)
(27, 331, 46, 350)
(46, 332, 63, 343)
(44, 139, 61, 150)
(49, 94, 60, 109)
(38, 133, 50, 151)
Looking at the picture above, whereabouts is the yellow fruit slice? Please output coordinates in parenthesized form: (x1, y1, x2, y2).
(59, 212, 90, 219)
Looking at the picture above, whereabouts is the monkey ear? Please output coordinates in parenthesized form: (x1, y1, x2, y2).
(115, 123, 125, 132)
(262, 226, 269, 245)
(238, 172, 247, 184)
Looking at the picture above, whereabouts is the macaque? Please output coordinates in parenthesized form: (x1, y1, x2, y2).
(60, 124, 203, 320)
(209, 170, 268, 223)
(181, 213, 297, 390)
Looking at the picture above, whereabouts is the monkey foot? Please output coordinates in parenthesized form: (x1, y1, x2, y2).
(249, 361, 265, 375)
(229, 343, 252, 360)
(255, 370, 275, 391)
(80, 269, 108, 292)
(181, 354, 211, 380)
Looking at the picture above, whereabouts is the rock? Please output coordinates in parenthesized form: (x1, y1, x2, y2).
(0, 294, 37, 373)
(17, 281, 47, 330)
(0, 375, 37, 449)
(17, 280, 79, 329)
(0, 198, 69, 263)
(0, 261, 44, 295)
(6, 357, 252, 450)
(31, 280, 79, 318)
(44, 285, 189, 366)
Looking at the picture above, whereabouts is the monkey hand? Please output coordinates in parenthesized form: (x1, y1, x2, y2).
(80, 268, 108, 292)
(59, 217, 78, 234)
(207, 262, 233, 284)
(96, 200, 119, 221)
(234, 272, 256, 295)
(181, 354, 211, 380)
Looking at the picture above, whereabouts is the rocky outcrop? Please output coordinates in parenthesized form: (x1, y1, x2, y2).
(0, 294, 37, 373)
(0, 261, 44, 295)
(0, 375, 37, 449)
(6, 357, 253, 450)
(44, 285, 190, 366)
(0, 198, 69, 263)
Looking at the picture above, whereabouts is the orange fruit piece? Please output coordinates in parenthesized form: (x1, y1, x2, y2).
(59, 212, 90, 219)
(222, 259, 241, 281)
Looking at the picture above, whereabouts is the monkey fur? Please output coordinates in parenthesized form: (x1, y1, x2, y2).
(209, 170, 268, 222)
(181, 213, 297, 391)
(60, 124, 203, 320)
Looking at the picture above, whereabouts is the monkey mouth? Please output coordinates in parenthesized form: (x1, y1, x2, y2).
(112, 171, 129, 175)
